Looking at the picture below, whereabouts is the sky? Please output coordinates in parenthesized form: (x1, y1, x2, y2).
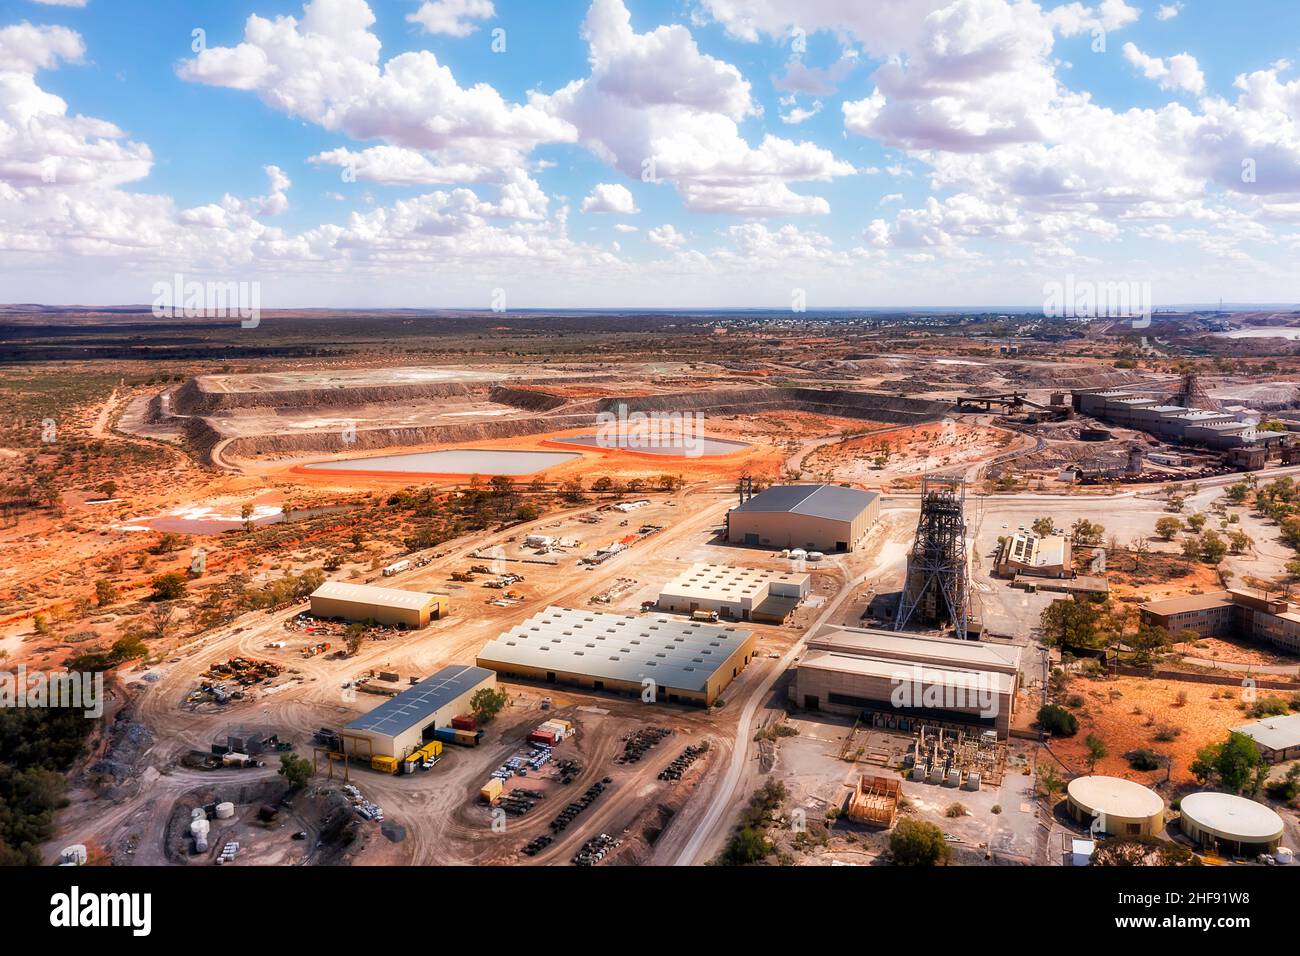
(1, 0, 1299, 309)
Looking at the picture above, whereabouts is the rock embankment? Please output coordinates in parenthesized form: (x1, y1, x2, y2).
(172, 375, 485, 415)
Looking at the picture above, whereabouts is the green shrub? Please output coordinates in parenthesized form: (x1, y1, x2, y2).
(1037, 704, 1078, 737)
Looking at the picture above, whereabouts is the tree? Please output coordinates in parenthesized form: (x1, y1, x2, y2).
(560, 478, 585, 502)
(1130, 623, 1171, 664)
(889, 818, 950, 866)
(1154, 516, 1183, 540)
(1037, 704, 1079, 737)
(1039, 599, 1104, 649)
(98, 480, 118, 499)
(1200, 530, 1227, 565)
(1036, 763, 1065, 800)
(94, 579, 119, 607)
(1190, 732, 1261, 794)
(1085, 734, 1109, 772)
(721, 826, 772, 865)
(1070, 518, 1104, 546)
(591, 476, 615, 493)
(1186, 512, 1207, 533)
(278, 753, 313, 789)
(1225, 482, 1250, 505)
(146, 601, 175, 640)
(1031, 517, 1056, 537)
(470, 686, 510, 723)
(149, 572, 187, 602)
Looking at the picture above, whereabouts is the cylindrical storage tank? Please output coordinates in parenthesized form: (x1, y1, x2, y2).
(964, 772, 981, 791)
(215, 802, 235, 820)
(190, 819, 210, 838)
(194, 837, 208, 854)
(1179, 792, 1284, 856)
(191, 808, 206, 820)
(1066, 776, 1164, 837)
(1276, 846, 1294, 865)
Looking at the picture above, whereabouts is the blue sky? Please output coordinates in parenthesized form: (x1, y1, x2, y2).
(1, 0, 1299, 308)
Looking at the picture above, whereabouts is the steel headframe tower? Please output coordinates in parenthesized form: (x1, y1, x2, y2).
(1175, 370, 1221, 412)
(895, 474, 970, 640)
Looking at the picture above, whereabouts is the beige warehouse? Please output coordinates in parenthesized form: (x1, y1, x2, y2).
(657, 563, 810, 623)
(477, 606, 757, 706)
(789, 625, 1022, 738)
(342, 664, 496, 759)
(727, 484, 880, 553)
(310, 581, 449, 629)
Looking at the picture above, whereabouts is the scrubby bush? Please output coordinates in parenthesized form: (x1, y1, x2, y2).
(1037, 704, 1078, 737)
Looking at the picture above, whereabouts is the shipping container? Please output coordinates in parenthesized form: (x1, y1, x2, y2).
(538, 721, 567, 741)
(451, 715, 477, 731)
(370, 755, 399, 774)
(480, 778, 503, 803)
(529, 730, 557, 746)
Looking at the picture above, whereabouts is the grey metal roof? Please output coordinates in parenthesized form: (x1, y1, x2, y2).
(476, 606, 753, 693)
(1233, 712, 1300, 752)
(345, 664, 494, 738)
(732, 484, 878, 522)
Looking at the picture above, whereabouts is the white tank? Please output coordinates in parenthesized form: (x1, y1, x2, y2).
(190, 819, 210, 837)
(191, 808, 206, 820)
(789, 549, 807, 560)
(1277, 847, 1294, 865)
(194, 837, 209, 853)
(215, 802, 235, 819)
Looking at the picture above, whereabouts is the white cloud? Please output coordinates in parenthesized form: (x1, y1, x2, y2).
(697, 0, 949, 55)
(1123, 42, 1206, 95)
(407, 0, 495, 37)
(179, 0, 573, 183)
(1156, 3, 1182, 21)
(308, 144, 498, 185)
(544, 0, 852, 216)
(772, 52, 858, 96)
(1045, 0, 1140, 37)
(647, 223, 686, 249)
(836, 0, 1300, 269)
(29, 0, 88, 7)
(0, 24, 150, 191)
(779, 98, 822, 125)
(580, 182, 639, 214)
